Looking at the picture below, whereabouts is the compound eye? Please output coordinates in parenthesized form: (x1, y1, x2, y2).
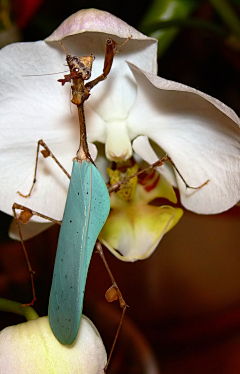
(73, 68, 79, 73)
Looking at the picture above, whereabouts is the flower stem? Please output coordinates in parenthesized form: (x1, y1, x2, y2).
(0, 298, 39, 321)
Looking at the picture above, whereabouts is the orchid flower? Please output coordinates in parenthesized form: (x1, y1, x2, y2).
(0, 314, 107, 373)
(0, 9, 239, 261)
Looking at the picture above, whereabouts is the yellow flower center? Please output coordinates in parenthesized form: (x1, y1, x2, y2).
(107, 163, 139, 201)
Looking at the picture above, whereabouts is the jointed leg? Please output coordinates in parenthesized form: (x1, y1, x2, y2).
(95, 241, 127, 373)
(18, 139, 70, 198)
(12, 203, 61, 306)
(108, 154, 209, 194)
(85, 37, 131, 92)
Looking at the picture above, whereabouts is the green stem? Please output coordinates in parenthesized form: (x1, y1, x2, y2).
(0, 298, 39, 321)
(209, 0, 240, 35)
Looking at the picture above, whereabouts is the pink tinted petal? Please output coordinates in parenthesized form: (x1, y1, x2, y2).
(46, 9, 153, 43)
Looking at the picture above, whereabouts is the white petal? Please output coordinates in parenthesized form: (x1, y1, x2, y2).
(127, 63, 240, 214)
(0, 315, 107, 374)
(0, 41, 74, 221)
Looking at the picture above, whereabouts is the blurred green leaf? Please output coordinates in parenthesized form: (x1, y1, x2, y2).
(139, 0, 200, 56)
(209, 0, 240, 35)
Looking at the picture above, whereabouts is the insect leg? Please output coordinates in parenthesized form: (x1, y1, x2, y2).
(12, 203, 61, 306)
(160, 155, 209, 189)
(18, 139, 70, 198)
(85, 37, 131, 92)
(108, 154, 209, 194)
(95, 240, 127, 373)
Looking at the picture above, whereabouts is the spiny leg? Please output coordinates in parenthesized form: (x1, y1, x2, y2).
(12, 203, 61, 306)
(95, 241, 127, 373)
(85, 37, 131, 92)
(18, 139, 70, 198)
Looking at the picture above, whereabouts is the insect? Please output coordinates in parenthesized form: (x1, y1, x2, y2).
(12, 38, 130, 351)
(12, 35, 208, 371)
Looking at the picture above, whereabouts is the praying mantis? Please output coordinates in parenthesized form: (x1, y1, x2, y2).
(11, 35, 208, 371)
(12, 38, 130, 368)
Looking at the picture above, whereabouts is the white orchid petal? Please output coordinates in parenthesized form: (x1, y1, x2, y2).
(0, 315, 107, 374)
(127, 63, 240, 214)
(0, 41, 75, 221)
(84, 105, 106, 143)
(95, 151, 110, 182)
